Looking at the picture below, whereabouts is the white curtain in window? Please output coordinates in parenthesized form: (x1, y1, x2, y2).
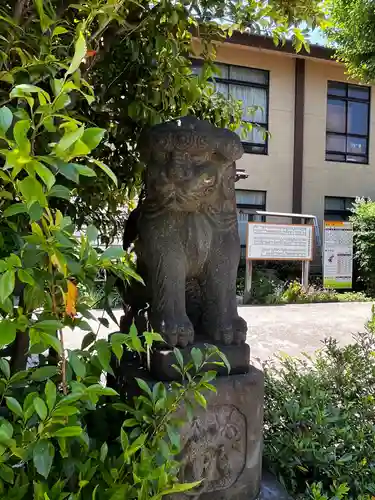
(216, 82, 229, 97)
(229, 85, 267, 123)
(236, 190, 265, 205)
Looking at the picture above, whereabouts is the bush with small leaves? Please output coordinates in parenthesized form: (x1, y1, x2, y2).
(264, 307, 375, 499)
(0, 3, 230, 498)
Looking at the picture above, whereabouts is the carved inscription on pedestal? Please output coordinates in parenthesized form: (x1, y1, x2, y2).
(178, 405, 246, 496)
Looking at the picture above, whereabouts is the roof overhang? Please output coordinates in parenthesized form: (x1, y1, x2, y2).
(225, 32, 334, 61)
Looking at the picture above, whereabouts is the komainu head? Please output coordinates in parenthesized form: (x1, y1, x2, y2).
(140, 116, 243, 212)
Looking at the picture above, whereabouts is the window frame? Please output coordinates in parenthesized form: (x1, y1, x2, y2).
(325, 81, 371, 165)
(236, 190, 267, 255)
(324, 196, 355, 221)
(192, 60, 270, 155)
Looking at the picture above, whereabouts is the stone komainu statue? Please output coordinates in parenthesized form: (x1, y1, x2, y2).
(124, 116, 247, 347)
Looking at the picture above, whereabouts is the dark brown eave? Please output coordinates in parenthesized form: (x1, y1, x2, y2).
(227, 32, 334, 61)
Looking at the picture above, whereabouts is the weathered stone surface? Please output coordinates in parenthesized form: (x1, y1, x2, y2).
(149, 342, 250, 381)
(259, 472, 293, 499)
(171, 367, 264, 500)
(120, 116, 247, 349)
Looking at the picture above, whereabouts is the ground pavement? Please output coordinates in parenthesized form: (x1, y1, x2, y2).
(64, 302, 373, 363)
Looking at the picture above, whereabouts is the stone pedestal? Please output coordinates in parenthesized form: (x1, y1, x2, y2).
(172, 367, 264, 500)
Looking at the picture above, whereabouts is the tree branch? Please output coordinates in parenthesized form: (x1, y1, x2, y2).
(14, 0, 28, 23)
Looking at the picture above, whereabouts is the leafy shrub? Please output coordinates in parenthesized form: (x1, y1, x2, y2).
(0, 338, 223, 498)
(351, 198, 375, 295)
(280, 281, 370, 304)
(237, 268, 284, 303)
(264, 308, 375, 499)
(0, 3, 227, 498)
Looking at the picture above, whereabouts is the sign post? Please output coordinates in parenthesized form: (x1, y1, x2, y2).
(323, 221, 353, 289)
(244, 222, 314, 303)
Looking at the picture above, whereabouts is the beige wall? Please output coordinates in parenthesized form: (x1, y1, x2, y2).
(215, 44, 295, 218)
(204, 42, 375, 229)
(303, 59, 375, 225)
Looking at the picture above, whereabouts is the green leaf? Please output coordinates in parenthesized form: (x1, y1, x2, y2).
(45, 380, 56, 411)
(0, 358, 10, 379)
(173, 348, 184, 370)
(52, 26, 68, 37)
(194, 390, 207, 409)
(86, 384, 118, 396)
(2, 203, 27, 217)
(39, 332, 62, 354)
(13, 120, 31, 155)
(31, 366, 58, 381)
(18, 269, 34, 285)
(57, 161, 79, 183)
(191, 347, 203, 371)
(0, 106, 12, 135)
(33, 440, 54, 478)
(86, 225, 98, 242)
(100, 247, 125, 260)
(18, 177, 47, 208)
(135, 378, 152, 397)
(0, 271, 15, 303)
(91, 159, 117, 186)
(81, 128, 105, 151)
(48, 184, 71, 200)
(11, 84, 50, 102)
(81, 332, 96, 350)
(109, 486, 128, 500)
(28, 202, 44, 222)
(33, 320, 63, 333)
(144, 331, 164, 347)
(73, 163, 96, 177)
(9, 370, 29, 384)
(33, 161, 55, 190)
(67, 31, 87, 76)
(52, 406, 79, 417)
(53, 426, 83, 438)
(0, 463, 14, 484)
(34, 397, 48, 420)
(217, 350, 231, 374)
(69, 139, 91, 158)
(112, 342, 123, 361)
(100, 442, 108, 462)
(120, 428, 128, 451)
(0, 319, 16, 347)
(56, 126, 84, 154)
(96, 340, 112, 374)
(161, 481, 201, 495)
(69, 351, 86, 378)
(53, 93, 71, 111)
(6, 397, 23, 419)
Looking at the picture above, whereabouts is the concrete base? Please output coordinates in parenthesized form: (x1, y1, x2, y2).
(259, 472, 292, 499)
(150, 342, 250, 381)
(171, 367, 264, 500)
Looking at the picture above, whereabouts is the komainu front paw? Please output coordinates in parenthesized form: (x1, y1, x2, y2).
(160, 318, 195, 348)
(232, 315, 247, 344)
(211, 315, 247, 345)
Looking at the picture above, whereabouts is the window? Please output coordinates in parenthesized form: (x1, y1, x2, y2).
(236, 190, 266, 252)
(326, 81, 370, 164)
(193, 62, 269, 154)
(324, 196, 355, 221)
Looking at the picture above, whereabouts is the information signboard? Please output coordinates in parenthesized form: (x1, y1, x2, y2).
(323, 221, 353, 289)
(246, 223, 314, 261)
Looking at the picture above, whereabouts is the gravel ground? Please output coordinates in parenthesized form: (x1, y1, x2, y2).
(63, 302, 374, 363)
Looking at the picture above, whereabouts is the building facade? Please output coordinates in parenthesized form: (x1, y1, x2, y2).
(195, 34, 375, 257)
